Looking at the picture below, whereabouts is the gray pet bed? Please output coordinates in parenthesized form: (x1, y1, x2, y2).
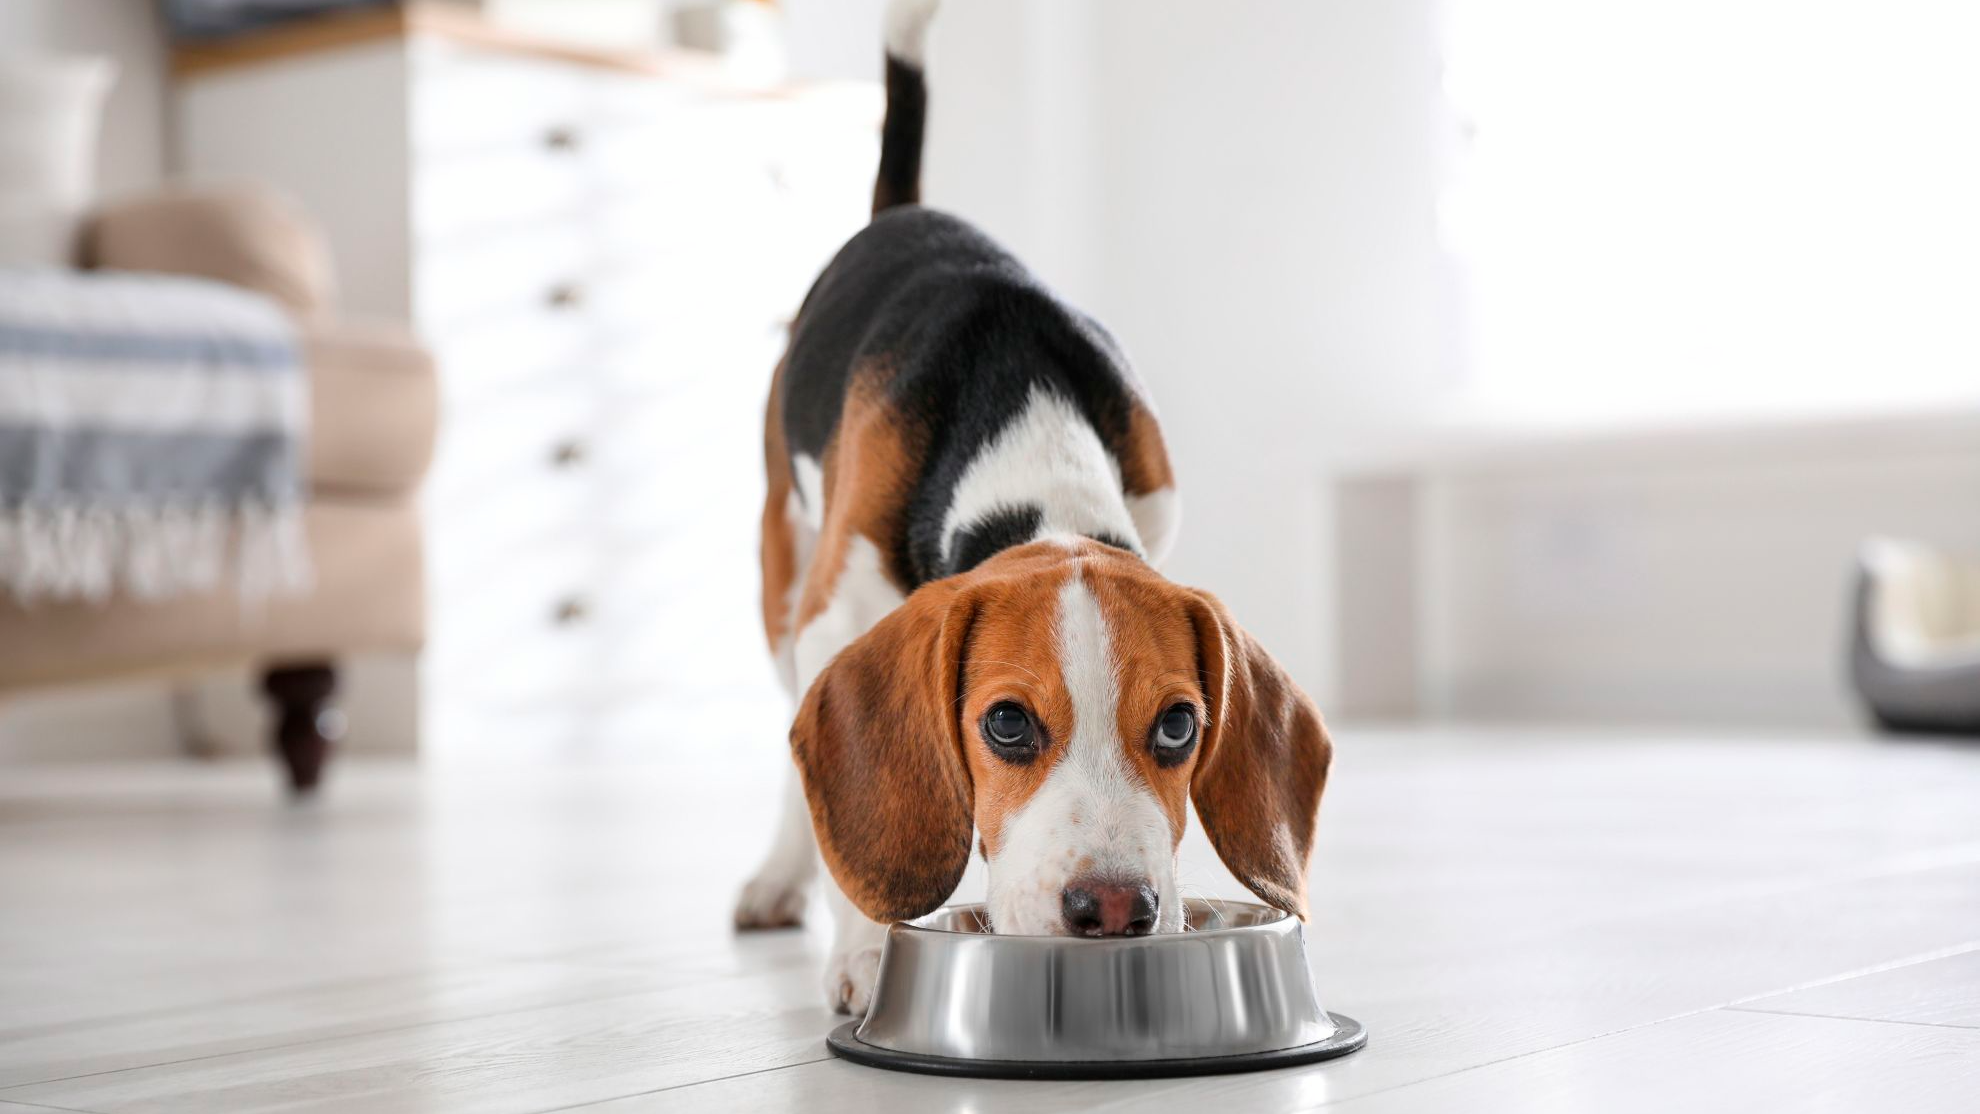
(1850, 539, 1980, 735)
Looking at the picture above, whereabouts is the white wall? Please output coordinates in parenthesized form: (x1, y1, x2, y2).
(920, 0, 1104, 302)
(784, 0, 890, 81)
(1433, 423, 1980, 728)
(0, 0, 169, 198)
(1424, 442, 1980, 728)
(906, 0, 1980, 730)
(1326, 412, 1980, 729)
(922, 0, 1462, 696)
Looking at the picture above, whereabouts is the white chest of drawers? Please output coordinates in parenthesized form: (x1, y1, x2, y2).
(176, 8, 877, 755)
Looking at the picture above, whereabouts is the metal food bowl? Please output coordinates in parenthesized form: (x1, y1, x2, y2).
(827, 899, 1366, 1079)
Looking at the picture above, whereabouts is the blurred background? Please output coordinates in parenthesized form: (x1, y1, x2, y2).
(4, 2, 1980, 1109)
(3, 0, 1975, 771)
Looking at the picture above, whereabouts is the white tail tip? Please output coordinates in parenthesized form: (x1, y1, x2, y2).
(885, 0, 939, 67)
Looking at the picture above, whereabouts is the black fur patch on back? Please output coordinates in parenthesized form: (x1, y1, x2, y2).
(779, 208, 1152, 589)
(947, 504, 1044, 578)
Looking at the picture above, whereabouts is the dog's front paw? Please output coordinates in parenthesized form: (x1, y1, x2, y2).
(824, 945, 883, 1015)
(733, 873, 809, 930)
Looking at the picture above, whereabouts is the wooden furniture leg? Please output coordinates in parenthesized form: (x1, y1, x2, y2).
(261, 663, 341, 795)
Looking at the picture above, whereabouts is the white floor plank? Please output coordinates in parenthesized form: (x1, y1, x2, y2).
(4, 971, 836, 1114)
(1323, 1009, 1980, 1114)
(0, 959, 731, 1091)
(618, 858, 1980, 1112)
(1732, 947, 1980, 1029)
(6, 726, 1980, 1111)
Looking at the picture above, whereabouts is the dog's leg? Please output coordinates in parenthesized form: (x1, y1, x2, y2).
(739, 454, 819, 930)
(735, 598, 816, 931)
(733, 765, 818, 929)
(762, 521, 904, 993)
(823, 873, 889, 1015)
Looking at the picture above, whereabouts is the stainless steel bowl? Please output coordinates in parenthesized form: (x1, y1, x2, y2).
(827, 899, 1365, 1079)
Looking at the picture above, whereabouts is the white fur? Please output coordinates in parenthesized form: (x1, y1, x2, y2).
(735, 532, 901, 954)
(941, 385, 1144, 568)
(791, 453, 826, 533)
(793, 535, 905, 693)
(822, 872, 890, 1015)
(733, 771, 819, 929)
(785, 534, 907, 1010)
(986, 574, 1183, 935)
(884, 0, 940, 67)
(736, 465, 826, 929)
(1128, 487, 1181, 568)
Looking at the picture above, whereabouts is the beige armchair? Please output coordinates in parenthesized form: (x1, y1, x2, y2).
(0, 184, 437, 792)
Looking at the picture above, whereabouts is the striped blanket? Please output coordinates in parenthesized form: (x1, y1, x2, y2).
(0, 268, 309, 603)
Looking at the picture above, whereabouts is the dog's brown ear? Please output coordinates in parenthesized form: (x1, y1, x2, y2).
(790, 581, 977, 924)
(1185, 590, 1332, 919)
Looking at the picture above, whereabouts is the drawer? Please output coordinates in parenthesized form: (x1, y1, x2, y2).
(584, 380, 766, 499)
(425, 381, 750, 571)
(583, 255, 787, 341)
(427, 313, 728, 408)
(412, 95, 802, 249)
(584, 114, 782, 212)
(424, 294, 738, 396)
(413, 142, 597, 246)
(416, 223, 774, 346)
(598, 328, 787, 409)
(426, 383, 599, 509)
(425, 442, 725, 577)
(425, 305, 599, 402)
(426, 534, 762, 707)
(412, 40, 586, 157)
(581, 551, 770, 693)
(427, 287, 789, 409)
(414, 226, 598, 335)
(410, 39, 688, 160)
(425, 540, 604, 703)
(412, 120, 742, 248)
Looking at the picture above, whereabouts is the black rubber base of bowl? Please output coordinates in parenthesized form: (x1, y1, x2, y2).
(826, 1012, 1366, 1080)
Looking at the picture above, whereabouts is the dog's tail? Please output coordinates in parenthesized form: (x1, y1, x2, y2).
(873, 0, 937, 216)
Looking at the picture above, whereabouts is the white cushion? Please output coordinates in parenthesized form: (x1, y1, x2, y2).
(0, 55, 115, 266)
(1863, 538, 1980, 668)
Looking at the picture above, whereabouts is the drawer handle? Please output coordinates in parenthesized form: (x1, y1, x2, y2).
(546, 282, 585, 309)
(552, 596, 591, 626)
(550, 439, 588, 468)
(544, 125, 583, 152)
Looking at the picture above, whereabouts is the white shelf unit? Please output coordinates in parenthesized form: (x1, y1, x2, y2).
(178, 29, 879, 754)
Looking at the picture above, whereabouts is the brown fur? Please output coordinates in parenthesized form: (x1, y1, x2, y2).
(791, 372, 924, 635)
(1081, 558, 1206, 842)
(1184, 589, 1333, 918)
(791, 536, 1331, 924)
(957, 555, 1079, 857)
(789, 576, 977, 924)
(758, 360, 798, 650)
(1118, 402, 1177, 497)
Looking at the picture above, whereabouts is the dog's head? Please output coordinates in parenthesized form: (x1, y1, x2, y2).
(791, 538, 1331, 935)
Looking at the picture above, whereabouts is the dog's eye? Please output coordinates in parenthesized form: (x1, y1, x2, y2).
(982, 702, 1036, 754)
(1154, 705, 1197, 750)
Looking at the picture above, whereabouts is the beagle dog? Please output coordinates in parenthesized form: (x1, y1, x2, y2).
(733, 0, 1332, 1016)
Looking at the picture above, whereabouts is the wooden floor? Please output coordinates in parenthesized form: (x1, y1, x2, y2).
(4, 723, 1980, 1112)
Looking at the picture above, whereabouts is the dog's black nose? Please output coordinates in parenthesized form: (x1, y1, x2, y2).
(1061, 879, 1159, 936)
